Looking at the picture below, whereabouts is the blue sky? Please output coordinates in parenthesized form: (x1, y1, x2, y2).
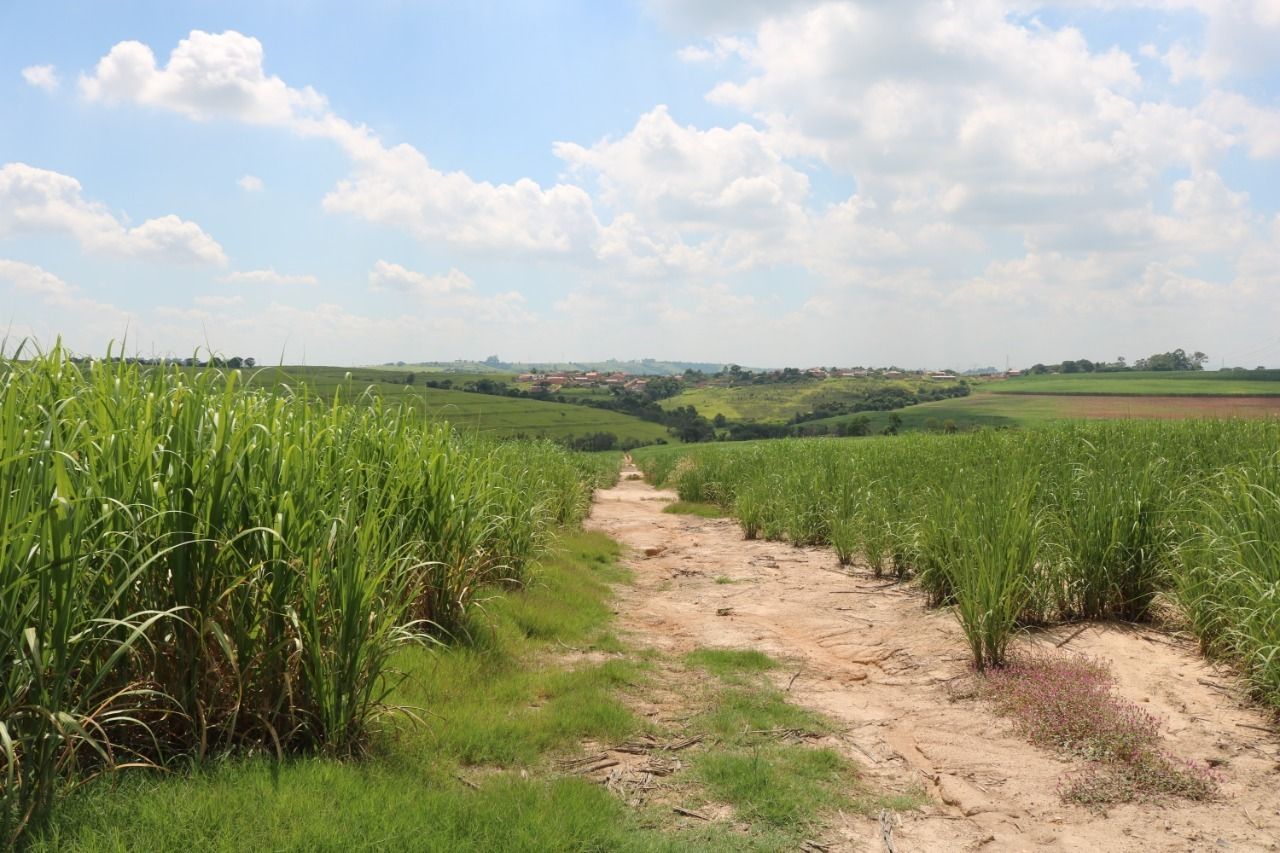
(2, 1, 1278, 368)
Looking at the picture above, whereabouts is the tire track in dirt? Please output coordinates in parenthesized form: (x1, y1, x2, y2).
(587, 467, 1280, 852)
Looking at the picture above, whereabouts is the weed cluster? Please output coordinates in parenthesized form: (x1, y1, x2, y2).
(977, 651, 1218, 806)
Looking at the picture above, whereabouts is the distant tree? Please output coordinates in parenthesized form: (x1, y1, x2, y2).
(1030, 363, 1049, 375)
(841, 416, 873, 437)
(712, 413, 727, 428)
(405, 372, 416, 385)
(226, 356, 243, 369)
(943, 419, 959, 434)
(244, 357, 256, 368)
(643, 376, 682, 401)
(1142, 348, 1206, 371)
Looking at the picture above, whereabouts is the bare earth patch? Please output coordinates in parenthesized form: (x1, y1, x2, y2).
(1046, 394, 1280, 419)
(586, 466, 1280, 852)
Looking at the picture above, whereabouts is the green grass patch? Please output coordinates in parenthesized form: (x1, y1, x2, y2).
(695, 686, 829, 741)
(32, 763, 683, 853)
(680, 647, 922, 837)
(684, 648, 779, 678)
(662, 501, 726, 518)
(695, 746, 855, 829)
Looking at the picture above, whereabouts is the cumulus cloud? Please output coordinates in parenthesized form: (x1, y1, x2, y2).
(221, 268, 317, 286)
(82, 30, 602, 255)
(556, 105, 809, 233)
(322, 146, 600, 253)
(64, 13, 1280, 366)
(0, 258, 74, 299)
(237, 174, 263, 191)
(368, 260, 532, 322)
(79, 30, 326, 123)
(21, 64, 59, 92)
(1155, 0, 1280, 82)
(646, 0, 819, 34)
(368, 261, 473, 295)
(0, 163, 227, 265)
(0, 259, 133, 339)
(194, 294, 245, 307)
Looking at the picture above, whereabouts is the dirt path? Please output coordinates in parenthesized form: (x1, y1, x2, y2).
(586, 467, 1280, 852)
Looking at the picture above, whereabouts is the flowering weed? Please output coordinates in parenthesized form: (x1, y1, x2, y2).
(979, 649, 1219, 806)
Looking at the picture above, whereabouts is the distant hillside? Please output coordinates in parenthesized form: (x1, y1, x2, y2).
(380, 357, 732, 376)
(238, 366, 670, 446)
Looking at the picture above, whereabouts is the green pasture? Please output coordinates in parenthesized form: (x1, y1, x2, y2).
(661, 377, 931, 423)
(992, 370, 1280, 396)
(238, 366, 669, 443)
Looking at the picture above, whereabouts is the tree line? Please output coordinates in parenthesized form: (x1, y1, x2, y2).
(1028, 348, 1207, 374)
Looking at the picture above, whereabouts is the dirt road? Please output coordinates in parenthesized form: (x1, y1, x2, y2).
(586, 466, 1280, 852)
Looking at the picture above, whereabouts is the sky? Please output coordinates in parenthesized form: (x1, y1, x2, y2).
(1, 1, 1278, 369)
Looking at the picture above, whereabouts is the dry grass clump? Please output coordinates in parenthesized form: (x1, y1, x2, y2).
(978, 650, 1218, 807)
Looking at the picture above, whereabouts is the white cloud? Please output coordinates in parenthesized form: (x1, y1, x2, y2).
(237, 174, 263, 191)
(321, 145, 600, 253)
(194, 294, 245, 307)
(646, 0, 819, 34)
(21, 64, 59, 93)
(367, 260, 532, 322)
(676, 37, 750, 63)
(0, 258, 74, 299)
(1202, 91, 1280, 158)
(368, 261, 473, 295)
(0, 259, 133, 339)
(82, 30, 603, 255)
(79, 30, 326, 124)
(221, 268, 317, 286)
(556, 105, 809, 234)
(1160, 0, 1280, 82)
(0, 163, 227, 265)
(64, 15, 1280, 367)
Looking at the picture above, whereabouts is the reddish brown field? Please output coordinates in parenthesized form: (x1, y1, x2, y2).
(1064, 394, 1280, 419)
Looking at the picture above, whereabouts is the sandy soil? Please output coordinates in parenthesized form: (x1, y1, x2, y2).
(586, 466, 1280, 852)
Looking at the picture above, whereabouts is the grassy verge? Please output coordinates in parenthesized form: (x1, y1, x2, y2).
(27, 537, 911, 851)
(25, 533, 652, 852)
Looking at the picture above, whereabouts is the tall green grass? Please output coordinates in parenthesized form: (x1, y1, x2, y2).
(0, 345, 600, 846)
(634, 421, 1280, 682)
